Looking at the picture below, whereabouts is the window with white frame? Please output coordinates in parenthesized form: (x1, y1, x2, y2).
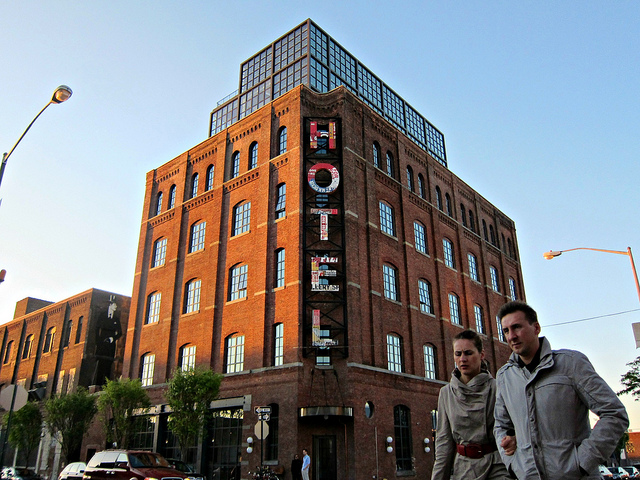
(43, 327, 56, 353)
(184, 279, 201, 313)
(168, 185, 176, 209)
(418, 279, 433, 314)
(383, 264, 399, 301)
(373, 143, 381, 168)
(206, 165, 215, 190)
(180, 345, 196, 371)
(379, 201, 396, 236)
(423, 344, 437, 380)
(509, 277, 517, 301)
(274, 323, 284, 367)
(436, 186, 443, 210)
(406, 166, 414, 192)
(191, 173, 199, 198)
(141, 354, 155, 387)
(386, 152, 394, 177)
(155, 192, 163, 216)
(468, 253, 479, 281)
(229, 264, 248, 301)
(474, 305, 485, 334)
(449, 293, 461, 325)
(225, 335, 245, 373)
(443, 238, 455, 268)
(22, 335, 33, 359)
(233, 201, 251, 236)
(153, 238, 167, 267)
(275, 249, 285, 288)
(386, 333, 403, 373)
(490, 266, 500, 292)
(275, 183, 286, 219)
(231, 151, 240, 179)
(496, 315, 506, 342)
(146, 292, 161, 324)
(190, 221, 206, 253)
(278, 127, 287, 155)
(414, 221, 427, 254)
(249, 142, 258, 170)
(418, 174, 425, 199)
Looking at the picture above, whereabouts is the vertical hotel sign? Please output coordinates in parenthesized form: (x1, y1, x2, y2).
(303, 119, 347, 357)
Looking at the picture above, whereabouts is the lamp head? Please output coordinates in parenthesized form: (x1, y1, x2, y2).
(52, 85, 73, 104)
(543, 250, 562, 260)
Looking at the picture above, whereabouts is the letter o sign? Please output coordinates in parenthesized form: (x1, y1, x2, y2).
(308, 163, 340, 193)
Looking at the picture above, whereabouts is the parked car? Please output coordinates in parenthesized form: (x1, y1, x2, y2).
(58, 462, 86, 480)
(83, 450, 195, 480)
(601, 465, 621, 479)
(610, 466, 631, 480)
(623, 466, 640, 479)
(1, 468, 41, 480)
(166, 459, 205, 480)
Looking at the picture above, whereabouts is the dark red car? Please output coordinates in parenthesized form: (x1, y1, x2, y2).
(83, 450, 193, 480)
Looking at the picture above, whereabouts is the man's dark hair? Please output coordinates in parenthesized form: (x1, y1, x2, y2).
(497, 301, 538, 324)
(453, 329, 483, 352)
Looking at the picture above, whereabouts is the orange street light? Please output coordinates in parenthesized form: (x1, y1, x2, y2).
(0, 85, 73, 192)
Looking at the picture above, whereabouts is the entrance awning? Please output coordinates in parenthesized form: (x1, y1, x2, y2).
(299, 406, 353, 417)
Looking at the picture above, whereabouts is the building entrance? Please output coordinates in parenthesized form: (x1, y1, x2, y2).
(313, 435, 336, 480)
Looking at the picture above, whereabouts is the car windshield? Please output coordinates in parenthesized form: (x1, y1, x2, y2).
(128, 453, 169, 468)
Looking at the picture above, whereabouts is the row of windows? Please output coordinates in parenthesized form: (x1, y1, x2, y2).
(146, 250, 286, 323)
(140, 324, 286, 386)
(152, 128, 288, 219)
(3, 316, 84, 364)
(386, 334, 438, 381)
(151, 186, 287, 269)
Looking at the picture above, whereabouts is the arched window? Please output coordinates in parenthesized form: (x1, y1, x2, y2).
(445, 193, 452, 216)
(508, 238, 515, 259)
(153, 238, 167, 267)
(482, 220, 489, 241)
(189, 221, 206, 253)
(443, 238, 455, 268)
(474, 305, 485, 334)
(394, 405, 413, 472)
(206, 165, 215, 190)
(379, 201, 396, 237)
(277, 127, 287, 155)
(232, 201, 251, 236)
(225, 334, 245, 373)
(229, 264, 248, 301)
(417, 174, 425, 199)
(75, 316, 83, 344)
(273, 323, 284, 366)
(386, 151, 394, 177)
(460, 204, 467, 227)
(406, 166, 414, 192)
(413, 221, 427, 254)
(43, 327, 56, 353)
(3, 341, 13, 364)
(22, 334, 33, 359)
(275, 248, 285, 288)
(386, 333, 403, 372)
(140, 353, 155, 386)
(490, 266, 500, 293)
(179, 344, 196, 372)
(468, 210, 475, 232)
(231, 151, 240, 179)
(418, 279, 433, 314)
(191, 173, 199, 199)
(383, 264, 399, 301)
(509, 277, 518, 301)
(423, 344, 437, 380)
(468, 253, 479, 282)
(146, 292, 161, 324)
(501, 234, 506, 251)
(155, 192, 163, 216)
(249, 142, 258, 170)
(373, 142, 381, 168)
(168, 185, 176, 209)
(275, 183, 286, 219)
(490, 225, 496, 245)
(435, 186, 443, 210)
(448, 293, 461, 325)
(184, 279, 202, 313)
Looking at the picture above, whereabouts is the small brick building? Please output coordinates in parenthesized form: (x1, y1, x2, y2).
(121, 19, 522, 480)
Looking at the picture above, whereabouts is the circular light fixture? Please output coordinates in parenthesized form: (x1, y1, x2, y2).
(52, 85, 73, 104)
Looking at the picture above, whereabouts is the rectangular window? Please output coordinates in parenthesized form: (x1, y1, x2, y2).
(141, 355, 155, 387)
(67, 368, 75, 394)
(146, 292, 161, 324)
(383, 264, 398, 301)
(424, 345, 436, 380)
(394, 406, 413, 471)
(153, 238, 167, 267)
(190, 222, 206, 252)
(75, 316, 83, 344)
(443, 239, 455, 268)
(275, 249, 285, 288)
(230, 264, 248, 301)
(468, 253, 478, 281)
(275, 184, 286, 219)
(185, 280, 202, 313)
(414, 222, 427, 254)
(386, 334, 403, 373)
(474, 305, 485, 334)
(418, 280, 433, 314)
(316, 327, 332, 366)
(449, 293, 461, 325)
(180, 345, 196, 372)
(379, 202, 395, 236)
(226, 335, 245, 373)
(274, 324, 284, 367)
(233, 202, 251, 236)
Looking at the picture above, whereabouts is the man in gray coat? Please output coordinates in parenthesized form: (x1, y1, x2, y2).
(494, 301, 628, 480)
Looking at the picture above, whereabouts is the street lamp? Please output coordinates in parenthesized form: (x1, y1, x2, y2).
(0, 85, 73, 191)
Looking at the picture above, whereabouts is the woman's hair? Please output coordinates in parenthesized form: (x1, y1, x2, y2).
(453, 329, 483, 352)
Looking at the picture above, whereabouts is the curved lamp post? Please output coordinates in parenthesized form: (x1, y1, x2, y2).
(0, 85, 73, 191)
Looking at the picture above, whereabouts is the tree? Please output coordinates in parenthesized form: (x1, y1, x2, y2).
(44, 388, 97, 463)
(619, 356, 640, 399)
(165, 368, 222, 461)
(97, 378, 151, 449)
(5, 402, 43, 466)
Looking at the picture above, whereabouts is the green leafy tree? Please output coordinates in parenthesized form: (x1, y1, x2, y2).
(165, 368, 222, 460)
(619, 356, 640, 398)
(5, 402, 43, 466)
(44, 388, 97, 463)
(97, 378, 151, 449)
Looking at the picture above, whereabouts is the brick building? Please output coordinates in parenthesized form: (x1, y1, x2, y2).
(0, 289, 130, 471)
(122, 19, 522, 480)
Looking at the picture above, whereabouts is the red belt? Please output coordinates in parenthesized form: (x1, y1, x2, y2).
(456, 442, 497, 459)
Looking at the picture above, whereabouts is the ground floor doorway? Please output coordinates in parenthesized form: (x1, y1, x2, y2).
(313, 435, 336, 480)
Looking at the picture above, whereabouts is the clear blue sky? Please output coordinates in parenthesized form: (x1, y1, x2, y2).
(1, 2, 639, 427)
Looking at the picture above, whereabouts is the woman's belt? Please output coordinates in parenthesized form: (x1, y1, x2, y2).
(456, 442, 497, 459)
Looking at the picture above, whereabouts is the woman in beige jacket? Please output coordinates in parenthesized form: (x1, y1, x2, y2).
(431, 330, 509, 480)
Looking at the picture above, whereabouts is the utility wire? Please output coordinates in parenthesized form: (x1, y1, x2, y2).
(542, 308, 640, 328)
